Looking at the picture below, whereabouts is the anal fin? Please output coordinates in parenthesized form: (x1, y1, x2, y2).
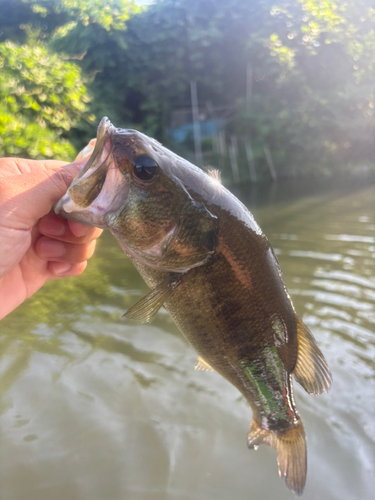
(195, 356, 215, 371)
(247, 418, 307, 496)
(293, 316, 332, 395)
(122, 274, 182, 324)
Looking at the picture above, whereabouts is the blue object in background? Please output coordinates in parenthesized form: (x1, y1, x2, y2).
(168, 119, 224, 143)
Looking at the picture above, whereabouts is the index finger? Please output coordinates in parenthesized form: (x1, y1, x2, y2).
(0, 158, 84, 230)
(0, 158, 67, 177)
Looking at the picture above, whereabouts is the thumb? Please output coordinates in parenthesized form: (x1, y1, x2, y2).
(1, 159, 82, 230)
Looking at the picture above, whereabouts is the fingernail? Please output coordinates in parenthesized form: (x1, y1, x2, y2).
(69, 221, 91, 237)
(45, 221, 65, 236)
(53, 262, 72, 276)
(40, 239, 65, 258)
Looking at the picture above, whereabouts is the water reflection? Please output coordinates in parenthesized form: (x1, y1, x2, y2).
(1, 180, 374, 500)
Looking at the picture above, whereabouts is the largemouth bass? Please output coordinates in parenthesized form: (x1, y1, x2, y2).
(55, 117, 332, 495)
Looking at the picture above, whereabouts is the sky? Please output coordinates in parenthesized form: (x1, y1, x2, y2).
(134, 0, 155, 5)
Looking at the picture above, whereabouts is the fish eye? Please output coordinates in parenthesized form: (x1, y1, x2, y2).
(133, 156, 158, 181)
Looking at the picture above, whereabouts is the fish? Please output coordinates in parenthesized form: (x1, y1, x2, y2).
(54, 117, 332, 495)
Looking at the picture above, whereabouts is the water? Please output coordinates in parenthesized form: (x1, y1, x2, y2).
(1, 178, 374, 500)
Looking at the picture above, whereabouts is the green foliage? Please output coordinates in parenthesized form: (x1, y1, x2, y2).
(0, 40, 92, 159)
(0, 0, 373, 177)
(259, 0, 375, 174)
(39, 0, 142, 139)
(110, 0, 373, 177)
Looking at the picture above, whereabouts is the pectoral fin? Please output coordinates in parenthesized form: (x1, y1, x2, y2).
(293, 316, 332, 394)
(195, 356, 215, 371)
(122, 274, 182, 324)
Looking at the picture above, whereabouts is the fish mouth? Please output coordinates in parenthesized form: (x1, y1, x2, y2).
(54, 117, 130, 228)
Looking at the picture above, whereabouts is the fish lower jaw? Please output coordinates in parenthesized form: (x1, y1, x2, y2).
(54, 194, 87, 214)
(54, 195, 108, 228)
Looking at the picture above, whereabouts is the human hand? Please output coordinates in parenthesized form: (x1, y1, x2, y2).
(0, 157, 102, 320)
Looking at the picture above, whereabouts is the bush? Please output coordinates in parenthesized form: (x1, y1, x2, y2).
(0, 40, 92, 159)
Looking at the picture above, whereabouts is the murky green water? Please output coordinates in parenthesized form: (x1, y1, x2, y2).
(1, 178, 374, 500)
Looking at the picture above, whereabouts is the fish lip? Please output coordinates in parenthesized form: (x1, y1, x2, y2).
(53, 195, 69, 216)
(97, 116, 114, 142)
(71, 116, 115, 186)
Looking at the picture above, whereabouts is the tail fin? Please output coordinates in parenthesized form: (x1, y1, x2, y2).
(247, 418, 307, 496)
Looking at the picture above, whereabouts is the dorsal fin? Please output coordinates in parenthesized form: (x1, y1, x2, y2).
(122, 274, 182, 324)
(206, 168, 221, 183)
(293, 316, 332, 394)
(195, 356, 215, 371)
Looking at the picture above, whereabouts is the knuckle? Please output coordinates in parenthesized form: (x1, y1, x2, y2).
(47, 164, 80, 192)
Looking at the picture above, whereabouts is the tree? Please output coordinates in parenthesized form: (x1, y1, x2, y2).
(0, 0, 373, 176)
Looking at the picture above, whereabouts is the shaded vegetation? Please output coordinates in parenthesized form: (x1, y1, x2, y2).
(0, 0, 373, 178)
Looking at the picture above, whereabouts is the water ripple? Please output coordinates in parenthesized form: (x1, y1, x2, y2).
(289, 251, 342, 261)
(313, 270, 375, 289)
(289, 289, 374, 311)
(325, 234, 375, 243)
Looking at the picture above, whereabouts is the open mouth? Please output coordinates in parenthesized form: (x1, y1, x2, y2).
(54, 117, 130, 227)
